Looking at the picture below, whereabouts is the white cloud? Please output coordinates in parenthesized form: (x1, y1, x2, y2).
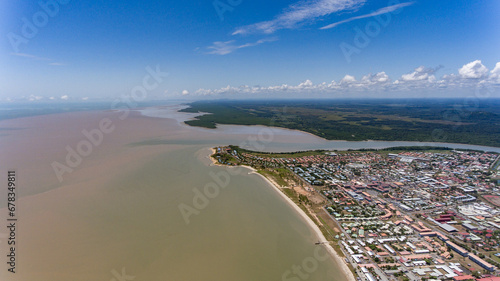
(458, 60, 488, 79)
(340, 74, 356, 84)
(321, 2, 414, 29)
(189, 60, 500, 97)
(9, 60, 500, 101)
(298, 79, 314, 88)
(361, 72, 390, 84)
(28, 95, 43, 101)
(490, 62, 500, 84)
(207, 0, 365, 56)
(207, 38, 277, 55)
(400, 66, 440, 82)
(11, 52, 64, 66)
(233, 0, 365, 35)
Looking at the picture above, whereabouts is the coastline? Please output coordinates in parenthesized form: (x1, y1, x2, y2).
(179, 103, 500, 151)
(207, 148, 356, 281)
(248, 167, 356, 281)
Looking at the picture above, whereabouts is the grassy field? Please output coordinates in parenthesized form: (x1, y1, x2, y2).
(181, 99, 500, 147)
(257, 169, 289, 187)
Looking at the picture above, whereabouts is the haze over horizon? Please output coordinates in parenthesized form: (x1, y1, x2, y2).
(1, 0, 500, 101)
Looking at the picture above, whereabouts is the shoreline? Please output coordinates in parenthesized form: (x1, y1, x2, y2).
(248, 167, 356, 281)
(209, 147, 225, 166)
(178, 103, 500, 151)
(207, 148, 356, 281)
(139, 106, 500, 153)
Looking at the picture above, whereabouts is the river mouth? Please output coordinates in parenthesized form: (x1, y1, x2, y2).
(0, 107, 345, 280)
(138, 105, 500, 153)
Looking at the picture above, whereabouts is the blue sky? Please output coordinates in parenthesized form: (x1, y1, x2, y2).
(1, 0, 499, 101)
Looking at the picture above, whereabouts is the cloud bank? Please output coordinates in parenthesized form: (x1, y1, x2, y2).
(189, 60, 500, 97)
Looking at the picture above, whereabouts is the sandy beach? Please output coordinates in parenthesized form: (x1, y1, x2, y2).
(245, 166, 356, 281)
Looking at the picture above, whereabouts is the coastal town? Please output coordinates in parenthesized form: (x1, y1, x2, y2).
(212, 146, 500, 281)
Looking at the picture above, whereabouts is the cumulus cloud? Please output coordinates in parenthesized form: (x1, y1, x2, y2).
(400, 65, 441, 82)
(207, 38, 277, 55)
(9, 60, 500, 101)
(233, 0, 365, 35)
(28, 95, 43, 101)
(189, 60, 500, 97)
(459, 60, 489, 79)
(361, 72, 390, 84)
(340, 74, 356, 85)
(321, 2, 414, 29)
(297, 79, 314, 88)
(490, 62, 500, 84)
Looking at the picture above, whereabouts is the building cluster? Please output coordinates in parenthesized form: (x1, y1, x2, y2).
(215, 146, 500, 280)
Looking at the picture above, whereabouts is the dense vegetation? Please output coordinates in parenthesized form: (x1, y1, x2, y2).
(181, 99, 500, 147)
(229, 145, 491, 159)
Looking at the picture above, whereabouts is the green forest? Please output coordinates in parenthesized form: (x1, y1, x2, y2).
(180, 99, 500, 147)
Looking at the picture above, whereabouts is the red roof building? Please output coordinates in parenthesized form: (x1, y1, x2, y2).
(453, 275, 475, 281)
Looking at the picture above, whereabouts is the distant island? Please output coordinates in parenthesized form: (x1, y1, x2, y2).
(180, 99, 500, 147)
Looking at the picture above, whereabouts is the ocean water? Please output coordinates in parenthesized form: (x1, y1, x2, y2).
(94, 146, 343, 280)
